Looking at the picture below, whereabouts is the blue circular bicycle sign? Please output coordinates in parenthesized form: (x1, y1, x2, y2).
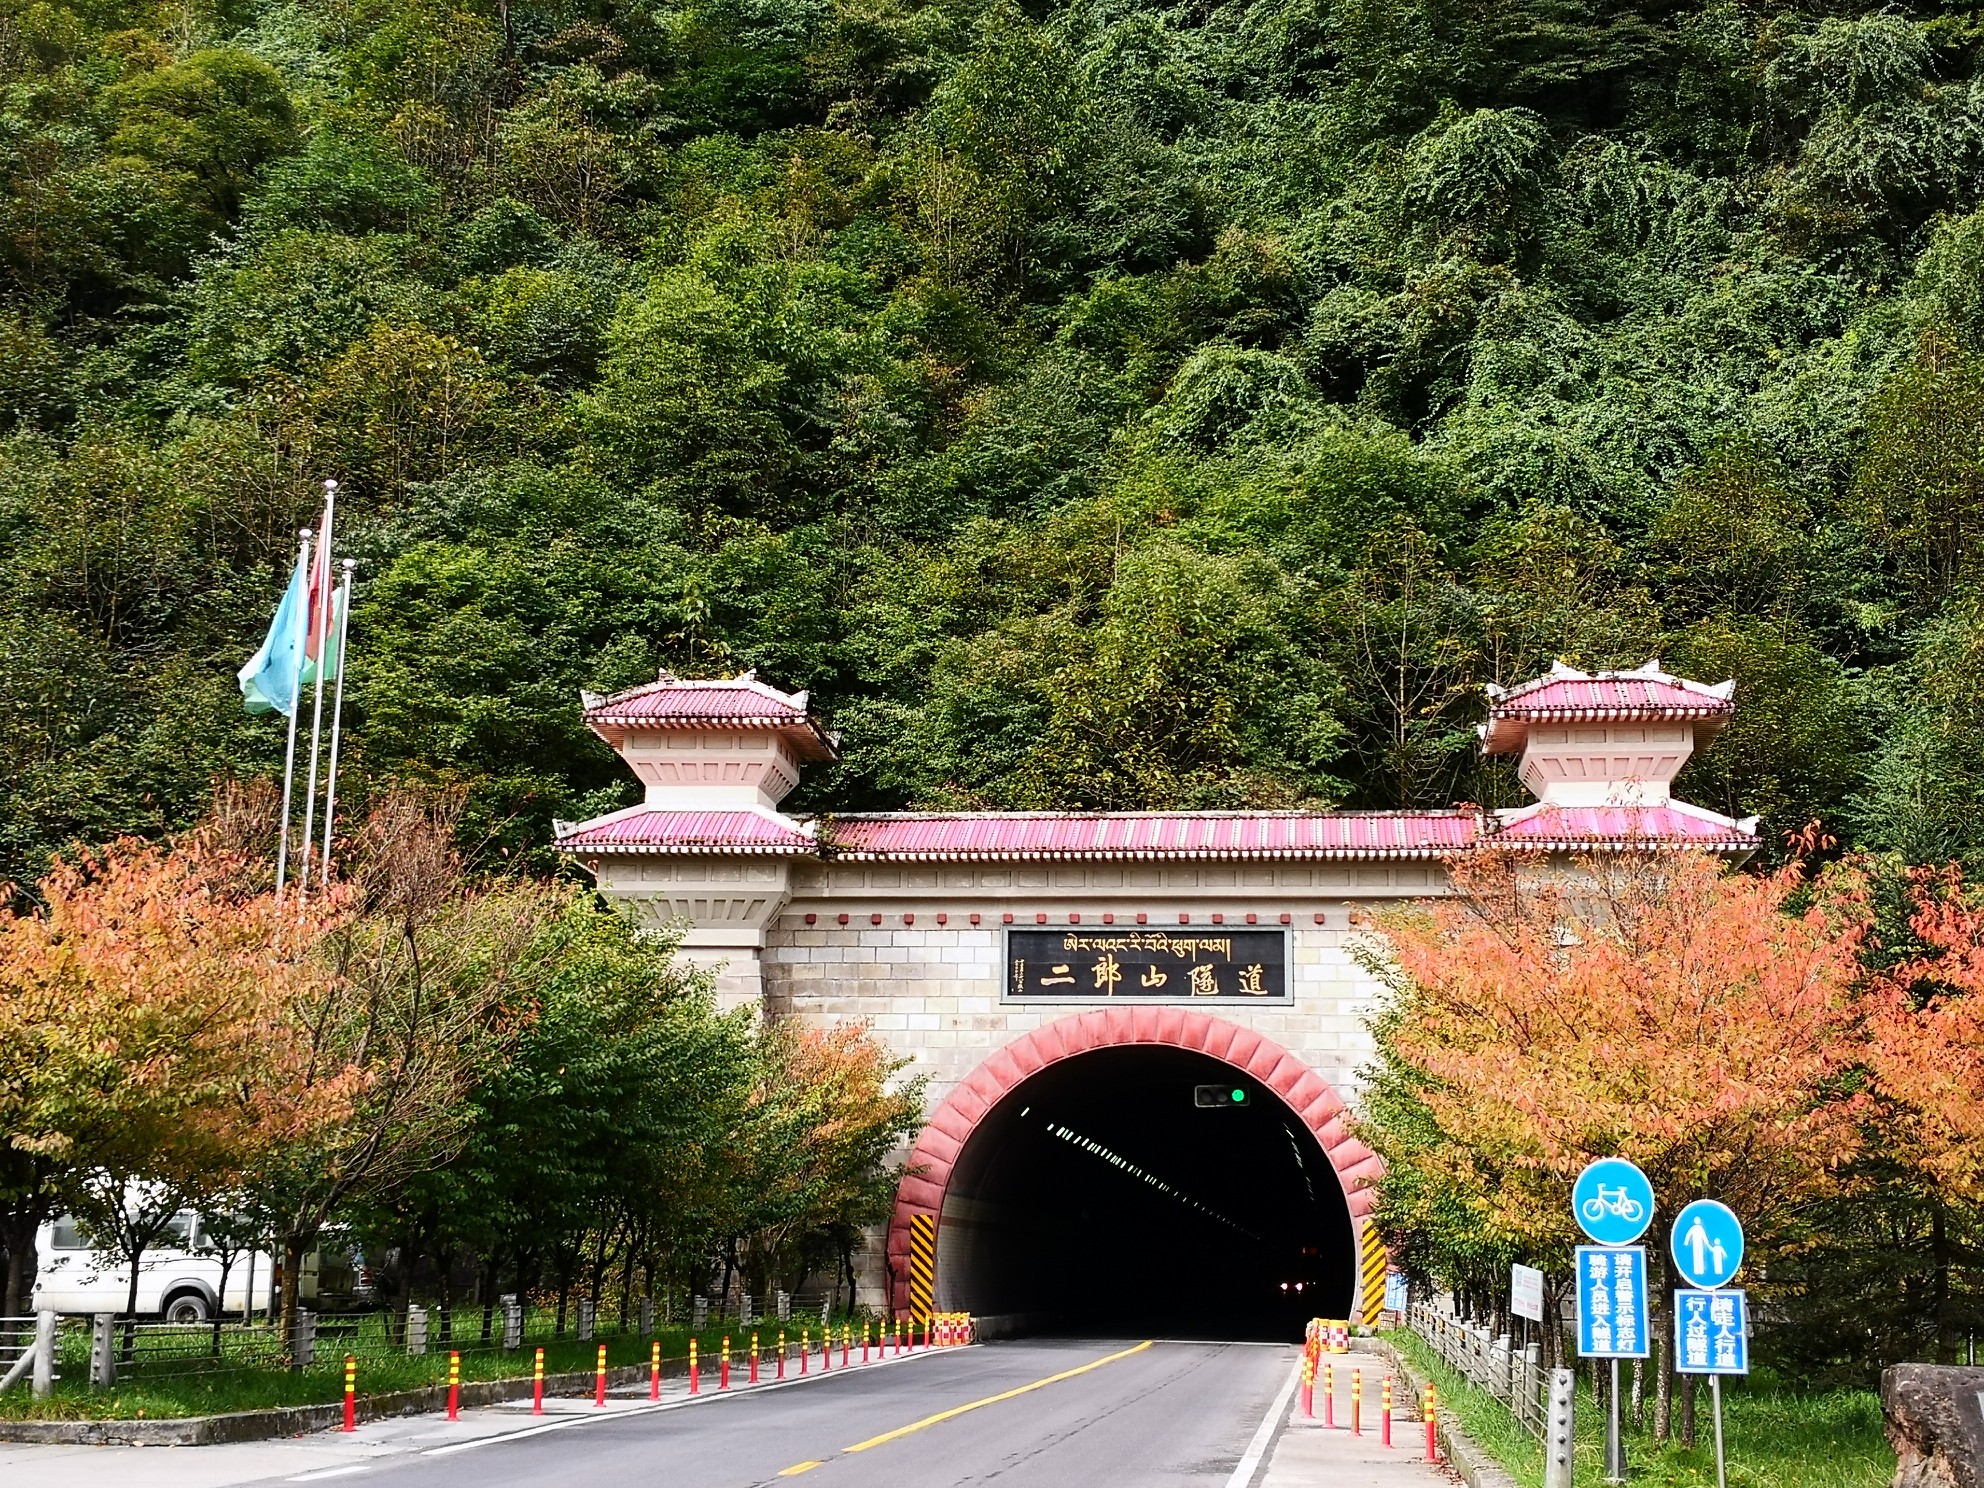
(1573, 1158, 1655, 1245)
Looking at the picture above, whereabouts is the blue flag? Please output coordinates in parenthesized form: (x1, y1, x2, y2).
(238, 556, 309, 716)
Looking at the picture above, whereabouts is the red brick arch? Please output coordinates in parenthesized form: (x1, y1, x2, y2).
(885, 1006, 1382, 1314)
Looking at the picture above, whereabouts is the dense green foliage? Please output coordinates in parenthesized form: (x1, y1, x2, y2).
(6, 0, 1984, 877)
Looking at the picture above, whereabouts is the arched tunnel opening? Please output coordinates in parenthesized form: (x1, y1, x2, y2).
(933, 1045, 1357, 1341)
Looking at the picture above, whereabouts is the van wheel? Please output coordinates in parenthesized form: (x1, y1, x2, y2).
(164, 1292, 211, 1325)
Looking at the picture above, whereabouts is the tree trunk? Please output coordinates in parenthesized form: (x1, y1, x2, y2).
(212, 1254, 236, 1356)
(122, 1243, 146, 1362)
(280, 1236, 307, 1366)
(1934, 1203, 1954, 1363)
(1, 1206, 47, 1320)
(1679, 1371, 1697, 1449)
(1654, 1283, 1674, 1442)
(481, 1251, 498, 1343)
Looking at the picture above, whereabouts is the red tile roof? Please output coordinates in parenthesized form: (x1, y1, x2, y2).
(580, 671, 837, 759)
(1482, 662, 1734, 754)
(1489, 804, 1758, 851)
(554, 808, 817, 855)
(555, 805, 1760, 860)
(824, 812, 1478, 861)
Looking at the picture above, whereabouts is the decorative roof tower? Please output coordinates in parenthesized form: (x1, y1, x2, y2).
(1480, 660, 1758, 850)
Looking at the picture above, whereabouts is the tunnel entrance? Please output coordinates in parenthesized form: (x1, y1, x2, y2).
(933, 1044, 1357, 1340)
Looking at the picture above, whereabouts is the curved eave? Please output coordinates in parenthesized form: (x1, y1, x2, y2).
(556, 842, 818, 857)
(1488, 835, 1758, 854)
(582, 713, 840, 762)
(823, 847, 1465, 863)
(1493, 705, 1731, 721)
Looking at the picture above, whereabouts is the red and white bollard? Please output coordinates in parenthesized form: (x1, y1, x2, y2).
(689, 1338, 700, 1394)
(447, 1351, 460, 1422)
(863, 1320, 871, 1363)
(1382, 1374, 1393, 1448)
(1425, 1384, 1439, 1462)
(1351, 1369, 1362, 1436)
(342, 1356, 357, 1432)
(800, 1327, 809, 1374)
(777, 1329, 787, 1379)
(820, 1325, 830, 1371)
(650, 1341, 660, 1401)
(536, 1346, 547, 1414)
(750, 1331, 760, 1385)
(720, 1336, 731, 1391)
(1324, 1361, 1335, 1429)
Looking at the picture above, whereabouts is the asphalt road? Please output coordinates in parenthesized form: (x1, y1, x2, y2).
(260, 1339, 1297, 1488)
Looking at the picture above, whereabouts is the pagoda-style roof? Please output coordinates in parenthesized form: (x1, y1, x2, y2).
(1480, 661, 1734, 756)
(553, 660, 1761, 866)
(553, 805, 820, 856)
(580, 670, 839, 760)
(823, 811, 1479, 862)
(1487, 802, 1760, 853)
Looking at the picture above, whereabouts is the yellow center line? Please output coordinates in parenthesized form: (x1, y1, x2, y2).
(777, 1461, 823, 1476)
(841, 1340, 1155, 1455)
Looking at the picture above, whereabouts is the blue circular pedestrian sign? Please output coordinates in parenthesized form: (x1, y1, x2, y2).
(1670, 1199, 1743, 1289)
(1573, 1158, 1655, 1245)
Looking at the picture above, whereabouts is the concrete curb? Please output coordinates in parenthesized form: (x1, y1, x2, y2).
(0, 1363, 655, 1446)
(1364, 1338, 1525, 1488)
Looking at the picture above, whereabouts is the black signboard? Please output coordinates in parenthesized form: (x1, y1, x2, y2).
(1005, 928, 1288, 1000)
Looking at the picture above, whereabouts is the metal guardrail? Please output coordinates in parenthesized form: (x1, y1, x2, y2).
(1409, 1302, 1548, 1439)
(34, 1296, 900, 1392)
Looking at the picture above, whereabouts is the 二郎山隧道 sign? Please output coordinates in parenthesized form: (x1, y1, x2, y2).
(1005, 928, 1288, 999)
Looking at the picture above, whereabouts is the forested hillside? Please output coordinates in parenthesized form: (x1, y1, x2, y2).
(5, 0, 1984, 881)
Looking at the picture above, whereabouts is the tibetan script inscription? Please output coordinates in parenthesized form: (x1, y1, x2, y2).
(1005, 928, 1288, 1000)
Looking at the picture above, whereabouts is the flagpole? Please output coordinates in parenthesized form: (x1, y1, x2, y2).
(275, 527, 313, 898)
(319, 558, 356, 887)
(297, 479, 337, 912)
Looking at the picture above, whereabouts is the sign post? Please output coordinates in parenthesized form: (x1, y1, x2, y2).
(1511, 1264, 1544, 1323)
(1672, 1200, 1747, 1488)
(1573, 1158, 1655, 1484)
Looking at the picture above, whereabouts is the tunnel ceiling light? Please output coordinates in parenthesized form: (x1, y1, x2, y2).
(1042, 1121, 1263, 1243)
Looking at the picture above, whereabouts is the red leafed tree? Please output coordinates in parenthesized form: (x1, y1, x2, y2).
(1366, 847, 1871, 1438)
(1869, 866, 1984, 1197)
(1866, 864, 1984, 1359)
(0, 828, 335, 1320)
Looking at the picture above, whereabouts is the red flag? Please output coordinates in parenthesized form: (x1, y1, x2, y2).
(305, 487, 337, 662)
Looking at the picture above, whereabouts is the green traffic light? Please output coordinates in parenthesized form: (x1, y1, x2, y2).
(1231, 1088, 1247, 1103)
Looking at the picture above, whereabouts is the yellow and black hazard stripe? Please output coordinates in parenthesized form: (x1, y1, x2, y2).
(1357, 1223, 1387, 1326)
(908, 1213, 936, 1321)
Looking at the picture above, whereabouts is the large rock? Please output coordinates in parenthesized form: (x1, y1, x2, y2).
(1884, 1364, 1984, 1488)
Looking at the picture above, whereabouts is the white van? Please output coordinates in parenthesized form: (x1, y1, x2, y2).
(30, 1212, 280, 1323)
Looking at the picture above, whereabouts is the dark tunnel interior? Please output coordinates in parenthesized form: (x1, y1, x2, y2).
(936, 1046, 1356, 1341)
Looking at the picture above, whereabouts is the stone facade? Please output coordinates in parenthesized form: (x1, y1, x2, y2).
(557, 662, 1759, 1313)
(761, 861, 1445, 1105)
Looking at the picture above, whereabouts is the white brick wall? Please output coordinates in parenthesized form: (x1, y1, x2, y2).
(757, 868, 1430, 1106)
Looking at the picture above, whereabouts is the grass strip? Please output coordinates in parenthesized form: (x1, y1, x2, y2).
(0, 1321, 826, 1421)
(1384, 1330, 1893, 1488)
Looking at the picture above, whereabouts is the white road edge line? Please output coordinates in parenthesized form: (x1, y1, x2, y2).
(419, 1344, 975, 1458)
(1223, 1353, 1303, 1488)
(288, 1466, 375, 1481)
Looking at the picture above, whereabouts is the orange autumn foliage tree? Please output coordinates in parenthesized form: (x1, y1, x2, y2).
(0, 831, 342, 1317)
(1362, 847, 1870, 1427)
(1869, 865, 1984, 1202)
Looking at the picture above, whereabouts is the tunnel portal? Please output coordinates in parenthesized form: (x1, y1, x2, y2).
(934, 1045, 1357, 1340)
